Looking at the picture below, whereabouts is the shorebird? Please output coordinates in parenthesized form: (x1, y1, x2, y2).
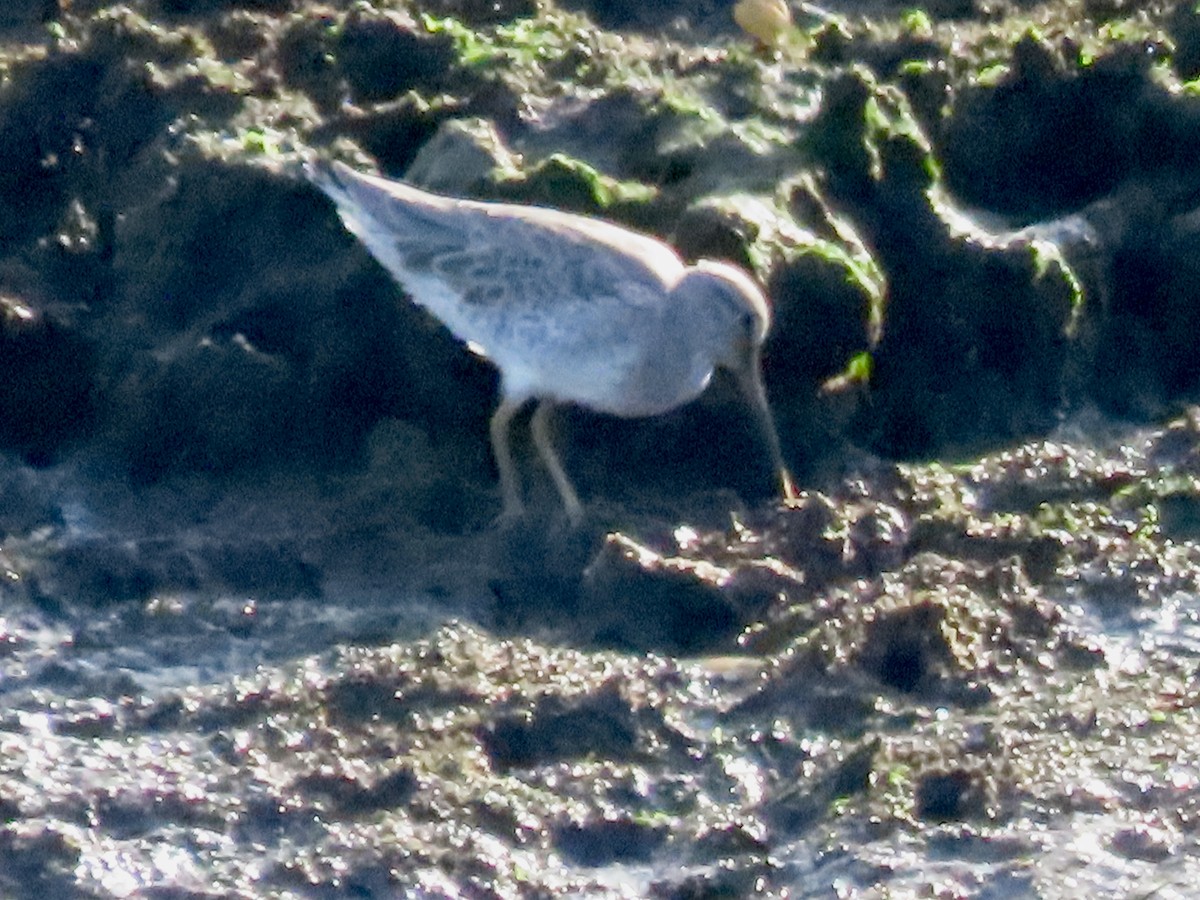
(306, 159, 796, 524)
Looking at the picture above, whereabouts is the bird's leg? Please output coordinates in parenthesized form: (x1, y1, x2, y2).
(530, 400, 584, 525)
(489, 397, 526, 521)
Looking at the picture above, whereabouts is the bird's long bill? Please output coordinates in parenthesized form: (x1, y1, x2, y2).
(734, 353, 798, 503)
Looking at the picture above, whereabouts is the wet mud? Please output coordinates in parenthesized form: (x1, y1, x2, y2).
(2, 0, 1200, 896)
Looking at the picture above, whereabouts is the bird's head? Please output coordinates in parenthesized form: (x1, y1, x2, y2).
(673, 260, 796, 502)
(675, 259, 771, 375)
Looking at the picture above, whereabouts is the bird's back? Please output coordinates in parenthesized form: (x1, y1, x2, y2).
(307, 161, 700, 403)
(306, 160, 685, 321)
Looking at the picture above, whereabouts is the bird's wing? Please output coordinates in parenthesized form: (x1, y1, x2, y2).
(306, 160, 684, 329)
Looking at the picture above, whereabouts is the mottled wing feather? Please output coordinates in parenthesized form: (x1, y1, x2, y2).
(308, 160, 686, 406)
(309, 160, 682, 316)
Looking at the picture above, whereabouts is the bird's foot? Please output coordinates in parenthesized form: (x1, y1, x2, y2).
(493, 498, 526, 529)
(562, 498, 585, 530)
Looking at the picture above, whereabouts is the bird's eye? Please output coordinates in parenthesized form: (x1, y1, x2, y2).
(740, 311, 758, 339)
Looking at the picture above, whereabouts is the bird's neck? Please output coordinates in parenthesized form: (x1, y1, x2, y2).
(662, 285, 722, 403)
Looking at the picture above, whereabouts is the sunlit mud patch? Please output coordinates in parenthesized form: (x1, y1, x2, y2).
(0, 624, 780, 896)
(6, 410, 1200, 895)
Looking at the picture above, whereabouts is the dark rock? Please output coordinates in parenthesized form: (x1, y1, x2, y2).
(0, 53, 102, 244)
(203, 539, 321, 598)
(276, 12, 342, 112)
(0, 0, 58, 27)
(1155, 492, 1200, 543)
(768, 186, 880, 388)
(554, 815, 667, 866)
(562, 387, 795, 511)
(1169, 4, 1200, 81)
(915, 769, 987, 821)
(803, 67, 1078, 459)
(579, 533, 758, 654)
(0, 796, 19, 823)
(810, 19, 851, 65)
(671, 198, 758, 270)
(480, 683, 640, 769)
(1110, 824, 1175, 862)
(41, 538, 198, 606)
(1091, 191, 1200, 417)
(117, 336, 298, 481)
(940, 37, 1193, 218)
(0, 829, 82, 898)
(404, 117, 518, 194)
(326, 679, 412, 726)
(0, 300, 96, 465)
(765, 737, 878, 833)
(337, 7, 455, 104)
(650, 867, 774, 900)
(105, 158, 486, 480)
(324, 96, 454, 172)
(206, 10, 270, 61)
(858, 598, 950, 693)
(293, 768, 417, 815)
(854, 236, 1072, 458)
(924, 0, 977, 17)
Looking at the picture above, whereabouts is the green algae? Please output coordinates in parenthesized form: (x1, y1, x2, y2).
(487, 152, 658, 217)
(422, 10, 590, 72)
